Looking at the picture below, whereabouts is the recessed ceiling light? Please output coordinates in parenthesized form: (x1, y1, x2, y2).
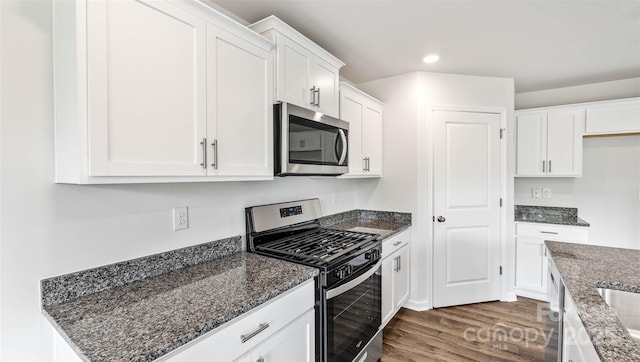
(422, 54, 440, 64)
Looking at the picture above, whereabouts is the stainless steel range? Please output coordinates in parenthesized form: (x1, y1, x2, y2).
(246, 199, 383, 362)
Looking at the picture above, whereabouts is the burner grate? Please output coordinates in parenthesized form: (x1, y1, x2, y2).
(255, 228, 378, 264)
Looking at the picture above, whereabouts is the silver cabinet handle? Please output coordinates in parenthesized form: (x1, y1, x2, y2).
(542, 160, 545, 173)
(540, 231, 559, 235)
(310, 86, 316, 106)
(437, 216, 446, 222)
(363, 158, 367, 171)
(393, 241, 402, 246)
(256, 358, 264, 362)
(315, 87, 320, 107)
(398, 255, 402, 272)
(548, 160, 552, 173)
(200, 138, 207, 169)
(394, 256, 399, 272)
(240, 323, 269, 343)
(211, 139, 218, 169)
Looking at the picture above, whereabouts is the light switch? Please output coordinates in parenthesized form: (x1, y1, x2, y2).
(542, 188, 552, 198)
(532, 188, 542, 198)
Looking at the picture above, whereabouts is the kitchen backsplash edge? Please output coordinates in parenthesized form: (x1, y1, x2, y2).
(320, 209, 412, 227)
(41, 236, 242, 306)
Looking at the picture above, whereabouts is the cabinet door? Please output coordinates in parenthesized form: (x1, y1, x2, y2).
(394, 245, 410, 310)
(312, 57, 339, 117)
(207, 25, 273, 177)
(516, 237, 547, 294)
(340, 91, 364, 175)
(276, 35, 312, 109)
(252, 310, 315, 362)
(381, 255, 395, 328)
(516, 113, 547, 176)
(87, 0, 207, 176)
(547, 110, 583, 176)
(362, 104, 383, 176)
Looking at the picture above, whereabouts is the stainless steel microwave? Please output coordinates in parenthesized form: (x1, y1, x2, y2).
(274, 103, 348, 176)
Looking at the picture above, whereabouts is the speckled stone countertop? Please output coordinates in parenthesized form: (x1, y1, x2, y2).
(545, 241, 640, 361)
(321, 209, 412, 239)
(41, 237, 318, 362)
(515, 205, 590, 227)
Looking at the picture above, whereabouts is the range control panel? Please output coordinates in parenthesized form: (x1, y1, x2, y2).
(280, 205, 303, 218)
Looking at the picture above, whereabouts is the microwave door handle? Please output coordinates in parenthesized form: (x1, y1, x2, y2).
(337, 129, 347, 165)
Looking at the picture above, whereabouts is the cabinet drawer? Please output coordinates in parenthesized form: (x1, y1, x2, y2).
(516, 223, 587, 243)
(382, 229, 410, 258)
(165, 280, 314, 361)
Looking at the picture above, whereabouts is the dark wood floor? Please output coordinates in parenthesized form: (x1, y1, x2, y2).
(381, 297, 549, 362)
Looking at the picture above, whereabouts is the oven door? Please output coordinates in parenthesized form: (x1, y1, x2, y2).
(276, 102, 349, 176)
(325, 261, 381, 362)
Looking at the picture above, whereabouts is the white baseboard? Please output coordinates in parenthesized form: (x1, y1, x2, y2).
(514, 289, 549, 302)
(501, 291, 518, 302)
(402, 299, 431, 311)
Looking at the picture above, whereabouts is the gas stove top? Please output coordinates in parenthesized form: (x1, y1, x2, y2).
(254, 228, 379, 265)
(245, 198, 381, 269)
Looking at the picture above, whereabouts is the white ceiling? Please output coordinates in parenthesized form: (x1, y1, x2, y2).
(211, 0, 640, 93)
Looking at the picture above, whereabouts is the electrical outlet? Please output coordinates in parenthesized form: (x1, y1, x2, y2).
(173, 207, 189, 231)
(542, 188, 552, 198)
(532, 188, 542, 199)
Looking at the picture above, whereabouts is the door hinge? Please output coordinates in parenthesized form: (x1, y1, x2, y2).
(499, 198, 503, 207)
(499, 128, 505, 139)
(499, 266, 503, 275)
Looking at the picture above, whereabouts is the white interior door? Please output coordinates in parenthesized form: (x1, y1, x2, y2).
(433, 110, 502, 308)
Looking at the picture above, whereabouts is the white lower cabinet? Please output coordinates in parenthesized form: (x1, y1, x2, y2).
(381, 229, 410, 328)
(162, 280, 315, 362)
(515, 223, 588, 301)
(562, 290, 600, 362)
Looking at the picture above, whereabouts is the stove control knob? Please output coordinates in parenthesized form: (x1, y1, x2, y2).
(334, 269, 345, 280)
(345, 265, 353, 276)
(365, 251, 373, 260)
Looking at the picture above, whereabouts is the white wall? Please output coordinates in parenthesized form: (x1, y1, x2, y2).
(515, 79, 640, 251)
(0, 1, 378, 360)
(515, 135, 640, 250)
(358, 72, 515, 309)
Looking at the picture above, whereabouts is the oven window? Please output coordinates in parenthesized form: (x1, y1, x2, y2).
(326, 268, 381, 362)
(289, 115, 346, 165)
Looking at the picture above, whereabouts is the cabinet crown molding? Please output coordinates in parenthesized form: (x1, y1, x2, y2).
(340, 82, 384, 106)
(250, 15, 345, 69)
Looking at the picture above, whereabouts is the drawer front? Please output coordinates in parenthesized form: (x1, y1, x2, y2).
(164, 280, 315, 362)
(516, 223, 588, 242)
(382, 229, 410, 258)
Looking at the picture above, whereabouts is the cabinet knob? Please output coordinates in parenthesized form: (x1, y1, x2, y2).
(437, 216, 446, 223)
(257, 358, 264, 362)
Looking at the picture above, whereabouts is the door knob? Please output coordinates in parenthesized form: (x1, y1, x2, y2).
(437, 216, 446, 222)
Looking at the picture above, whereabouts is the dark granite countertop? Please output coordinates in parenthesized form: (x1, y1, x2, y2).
(546, 241, 640, 362)
(515, 205, 590, 227)
(41, 237, 317, 362)
(321, 209, 412, 239)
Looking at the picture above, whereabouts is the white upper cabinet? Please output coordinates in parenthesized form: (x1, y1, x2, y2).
(516, 107, 584, 177)
(206, 25, 273, 177)
(250, 16, 344, 118)
(53, 0, 273, 184)
(584, 97, 640, 136)
(339, 83, 383, 177)
(87, 0, 207, 177)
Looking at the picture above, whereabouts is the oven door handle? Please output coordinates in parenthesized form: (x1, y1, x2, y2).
(326, 260, 381, 300)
